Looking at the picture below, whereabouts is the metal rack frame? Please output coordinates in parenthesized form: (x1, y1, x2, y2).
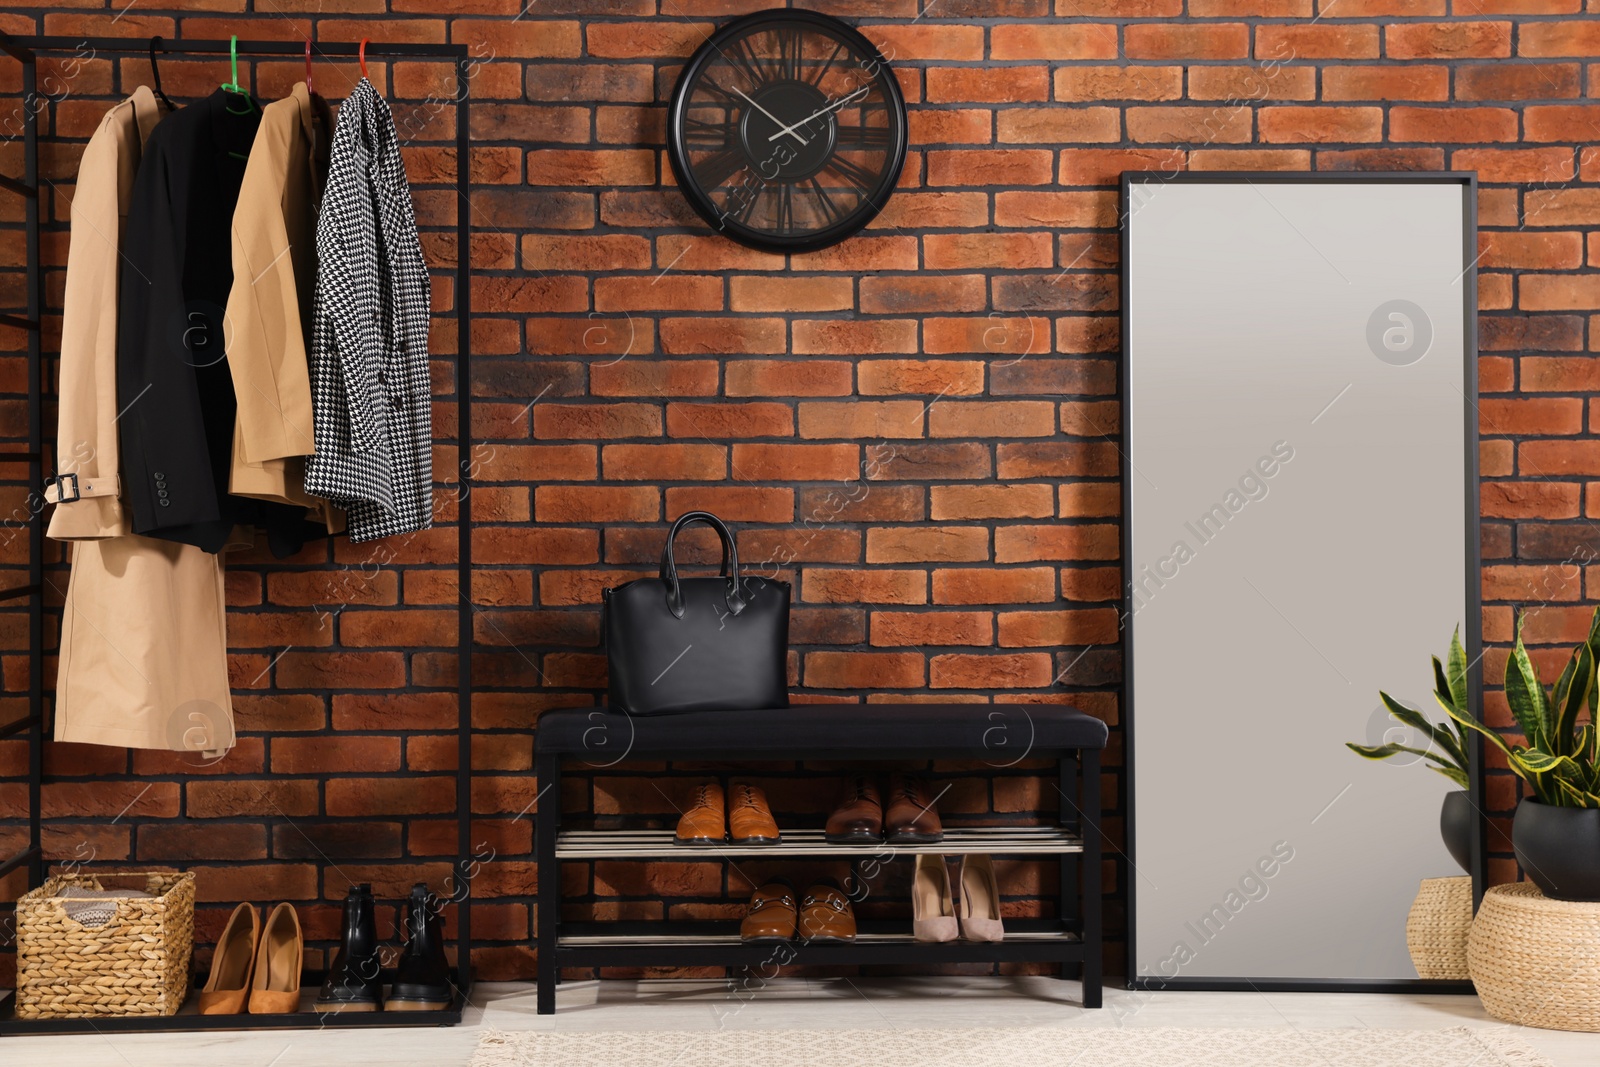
(0, 32, 475, 1035)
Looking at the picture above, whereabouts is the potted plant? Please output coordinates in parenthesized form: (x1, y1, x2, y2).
(1443, 609, 1600, 901)
(1347, 626, 1476, 873)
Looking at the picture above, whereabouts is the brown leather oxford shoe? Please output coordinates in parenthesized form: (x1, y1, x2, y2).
(739, 880, 799, 942)
(728, 782, 781, 845)
(825, 775, 883, 844)
(798, 880, 857, 943)
(674, 781, 726, 846)
(885, 773, 944, 844)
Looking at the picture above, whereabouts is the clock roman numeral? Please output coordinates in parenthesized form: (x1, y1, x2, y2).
(684, 116, 738, 148)
(697, 77, 744, 107)
(773, 26, 802, 81)
(775, 183, 794, 235)
(834, 124, 891, 149)
(726, 36, 771, 89)
(694, 148, 748, 191)
(733, 181, 765, 226)
(808, 178, 844, 225)
(823, 154, 879, 191)
(808, 39, 844, 86)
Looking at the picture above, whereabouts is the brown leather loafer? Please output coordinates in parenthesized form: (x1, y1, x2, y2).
(675, 781, 726, 846)
(739, 879, 798, 942)
(825, 775, 883, 844)
(885, 773, 944, 844)
(798, 880, 857, 943)
(728, 782, 781, 845)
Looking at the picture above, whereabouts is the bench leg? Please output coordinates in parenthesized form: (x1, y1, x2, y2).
(1081, 748, 1103, 1009)
(536, 754, 559, 1015)
(1058, 755, 1079, 983)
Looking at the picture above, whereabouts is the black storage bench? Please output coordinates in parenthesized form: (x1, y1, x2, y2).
(534, 702, 1107, 1014)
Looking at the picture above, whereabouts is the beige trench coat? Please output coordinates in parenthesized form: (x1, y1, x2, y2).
(50, 89, 234, 754)
(226, 82, 341, 533)
(45, 88, 160, 539)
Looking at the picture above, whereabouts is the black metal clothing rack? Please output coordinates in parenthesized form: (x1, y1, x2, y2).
(0, 32, 474, 1034)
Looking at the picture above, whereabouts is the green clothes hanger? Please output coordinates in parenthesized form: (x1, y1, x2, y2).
(220, 34, 256, 120)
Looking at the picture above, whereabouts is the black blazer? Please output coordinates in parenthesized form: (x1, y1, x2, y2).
(117, 89, 325, 556)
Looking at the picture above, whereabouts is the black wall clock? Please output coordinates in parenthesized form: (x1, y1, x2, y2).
(666, 8, 908, 254)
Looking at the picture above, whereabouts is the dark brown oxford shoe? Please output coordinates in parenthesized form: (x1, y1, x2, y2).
(885, 773, 944, 845)
(824, 775, 883, 844)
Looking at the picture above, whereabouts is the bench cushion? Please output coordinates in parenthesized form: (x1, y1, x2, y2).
(535, 703, 1106, 761)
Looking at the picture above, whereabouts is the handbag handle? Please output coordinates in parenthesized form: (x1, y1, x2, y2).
(659, 511, 747, 620)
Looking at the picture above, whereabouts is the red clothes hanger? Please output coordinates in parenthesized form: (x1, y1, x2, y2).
(359, 38, 369, 80)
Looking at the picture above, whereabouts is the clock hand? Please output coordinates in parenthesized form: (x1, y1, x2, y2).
(732, 86, 809, 147)
(766, 85, 871, 143)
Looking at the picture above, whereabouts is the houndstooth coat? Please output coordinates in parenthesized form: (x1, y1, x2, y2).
(304, 78, 432, 542)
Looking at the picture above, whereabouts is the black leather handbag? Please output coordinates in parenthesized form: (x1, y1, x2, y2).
(602, 511, 790, 715)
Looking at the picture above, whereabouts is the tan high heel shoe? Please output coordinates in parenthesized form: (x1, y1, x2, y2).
(911, 853, 958, 943)
(248, 902, 304, 1014)
(958, 854, 1004, 942)
(198, 902, 259, 1014)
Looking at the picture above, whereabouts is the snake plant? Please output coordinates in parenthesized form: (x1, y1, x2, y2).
(1442, 609, 1600, 810)
(1346, 626, 1473, 789)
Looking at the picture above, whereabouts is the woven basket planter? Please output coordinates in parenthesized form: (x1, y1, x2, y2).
(1468, 882, 1600, 1033)
(1405, 875, 1473, 980)
(15, 871, 196, 1019)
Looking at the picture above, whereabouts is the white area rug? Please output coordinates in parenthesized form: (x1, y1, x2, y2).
(473, 1025, 1552, 1067)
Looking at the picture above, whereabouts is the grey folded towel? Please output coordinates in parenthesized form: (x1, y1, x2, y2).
(56, 885, 151, 928)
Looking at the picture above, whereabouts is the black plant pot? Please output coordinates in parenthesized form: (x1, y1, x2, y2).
(1512, 798, 1600, 902)
(1440, 789, 1474, 874)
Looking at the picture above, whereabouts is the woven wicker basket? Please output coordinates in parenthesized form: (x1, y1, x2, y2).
(1405, 875, 1473, 980)
(15, 871, 196, 1019)
(1468, 881, 1600, 1033)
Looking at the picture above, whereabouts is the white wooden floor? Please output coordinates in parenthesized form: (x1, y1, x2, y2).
(4, 979, 1598, 1066)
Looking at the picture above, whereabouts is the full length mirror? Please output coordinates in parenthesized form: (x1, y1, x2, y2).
(1123, 174, 1482, 986)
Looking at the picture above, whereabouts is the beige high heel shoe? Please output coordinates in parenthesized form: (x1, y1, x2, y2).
(198, 902, 259, 1014)
(911, 853, 958, 942)
(248, 902, 304, 1014)
(958, 855, 1004, 942)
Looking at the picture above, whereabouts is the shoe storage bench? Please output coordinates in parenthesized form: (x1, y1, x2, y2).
(534, 703, 1107, 1015)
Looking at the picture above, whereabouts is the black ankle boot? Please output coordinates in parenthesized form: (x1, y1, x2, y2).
(388, 883, 453, 1011)
(315, 883, 383, 1012)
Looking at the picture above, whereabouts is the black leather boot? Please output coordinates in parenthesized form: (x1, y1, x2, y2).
(314, 883, 383, 1012)
(388, 883, 453, 1011)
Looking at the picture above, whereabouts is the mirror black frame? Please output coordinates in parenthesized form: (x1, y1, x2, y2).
(1118, 171, 1484, 993)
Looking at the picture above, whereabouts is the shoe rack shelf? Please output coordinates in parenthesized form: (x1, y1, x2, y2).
(534, 704, 1107, 1016)
(559, 920, 1080, 946)
(556, 826, 1086, 859)
(556, 919, 1082, 970)
(0, 975, 462, 1036)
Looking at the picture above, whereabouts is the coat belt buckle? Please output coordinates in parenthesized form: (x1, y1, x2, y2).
(45, 472, 79, 503)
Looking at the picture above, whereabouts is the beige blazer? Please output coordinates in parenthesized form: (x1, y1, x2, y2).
(45, 87, 160, 540)
(226, 83, 341, 532)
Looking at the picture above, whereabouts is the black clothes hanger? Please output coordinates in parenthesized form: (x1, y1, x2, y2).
(148, 35, 176, 111)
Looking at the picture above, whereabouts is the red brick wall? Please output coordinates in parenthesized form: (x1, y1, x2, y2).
(0, 1, 1595, 983)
